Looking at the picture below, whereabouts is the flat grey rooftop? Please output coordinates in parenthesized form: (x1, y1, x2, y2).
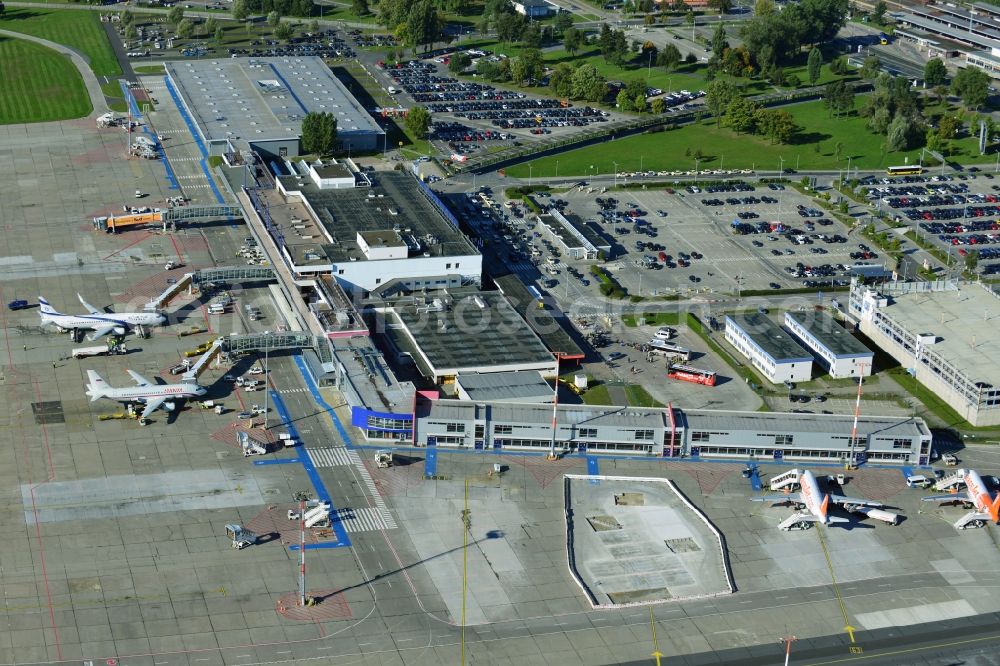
(420, 399, 667, 428)
(727, 312, 813, 362)
(165, 56, 383, 144)
(390, 290, 555, 372)
(786, 310, 873, 357)
(300, 171, 478, 262)
(455, 370, 552, 401)
(683, 408, 929, 438)
(539, 210, 607, 250)
(878, 282, 1000, 386)
(493, 273, 584, 358)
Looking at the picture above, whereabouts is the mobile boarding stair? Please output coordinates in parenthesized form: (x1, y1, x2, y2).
(237, 430, 269, 457)
(769, 469, 801, 491)
(934, 469, 967, 492)
(768, 470, 812, 530)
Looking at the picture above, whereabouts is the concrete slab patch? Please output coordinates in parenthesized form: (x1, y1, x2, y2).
(855, 599, 977, 630)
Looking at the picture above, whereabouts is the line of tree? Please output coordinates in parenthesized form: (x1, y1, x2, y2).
(739, 0, 848, 74)
(301, 112, 338, 155)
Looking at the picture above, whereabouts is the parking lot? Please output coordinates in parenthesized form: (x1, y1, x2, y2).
(861, 173, 1000, 276)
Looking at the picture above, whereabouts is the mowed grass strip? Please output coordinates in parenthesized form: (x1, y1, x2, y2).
(0, 37, 91, 123)
(506, 98, 936, 177)
(0, 8, 121, 77)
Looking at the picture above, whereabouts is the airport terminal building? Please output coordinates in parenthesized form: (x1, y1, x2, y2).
(850, 280, 1000, 427)
(165, 57, 384, 158)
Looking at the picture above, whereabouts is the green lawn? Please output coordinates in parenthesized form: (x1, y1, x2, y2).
(622, 312, 681, 327)
(623, 384, 664, 408)
(506, 97, 939, 177)
(0, 36, 91, 123)
(0, 8, 121, 77)
(581, 384, 613, 405)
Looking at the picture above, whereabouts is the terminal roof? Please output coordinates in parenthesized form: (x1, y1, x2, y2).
(786, 310, 872, 357)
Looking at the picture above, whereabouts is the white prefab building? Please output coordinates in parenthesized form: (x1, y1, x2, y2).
(784, 311, 873, 379)
(725, 313, 813, 384)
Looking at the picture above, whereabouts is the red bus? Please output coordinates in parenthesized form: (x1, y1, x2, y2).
(667, 364, 717, 387)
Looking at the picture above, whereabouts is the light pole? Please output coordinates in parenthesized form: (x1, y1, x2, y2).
(262, 336, 270, 429)
(613, 161, 619, 187)
(555, 160, 559, 179)
(528, 164, 533, 187)
(778, 156, 784, 175)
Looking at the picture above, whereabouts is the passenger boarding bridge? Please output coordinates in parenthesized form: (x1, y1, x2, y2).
(93, 205, 244, 233)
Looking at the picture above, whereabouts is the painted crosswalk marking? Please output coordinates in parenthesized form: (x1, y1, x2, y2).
(306, 447, 354, 468)
(347, 450, 396, 529)
(334, 507, 394, 533)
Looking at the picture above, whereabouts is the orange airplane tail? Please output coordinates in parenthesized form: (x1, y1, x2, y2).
(820, 494, 830, 521)
(990, 494, 1000, 523)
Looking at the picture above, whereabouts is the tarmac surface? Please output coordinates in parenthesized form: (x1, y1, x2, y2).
(4, 85, 1000, 666)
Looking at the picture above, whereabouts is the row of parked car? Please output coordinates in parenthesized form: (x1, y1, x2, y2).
(431, 122, 513, 143)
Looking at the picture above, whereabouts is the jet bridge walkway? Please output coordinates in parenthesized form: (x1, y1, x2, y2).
(93, 205, 243, 233)
(145, 266, 278, 311)
(183, 333, 333, 379)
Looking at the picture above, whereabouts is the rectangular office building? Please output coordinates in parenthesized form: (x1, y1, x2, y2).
(784, 310, 873, 379)
(725, 313, 813, 384)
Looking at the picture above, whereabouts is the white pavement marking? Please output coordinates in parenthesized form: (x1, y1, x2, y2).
(348, 449, 397, 529)
(306, 447, 354, 467)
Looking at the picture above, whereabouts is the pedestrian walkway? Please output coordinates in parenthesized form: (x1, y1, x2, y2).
(347, 450, 397, 529)
(334, 507, 396, 533)
(306, 446, 354, 468)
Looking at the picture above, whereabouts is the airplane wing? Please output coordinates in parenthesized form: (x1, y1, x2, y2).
(89, 325, 118, 341)
(77, 293, 103, 315)
(127, 369, 153, 387)
(828, 494, 883, 508)
(750, 493, 803, 503)
(921, 493, 969, 503)
(139, 396, 167, 420)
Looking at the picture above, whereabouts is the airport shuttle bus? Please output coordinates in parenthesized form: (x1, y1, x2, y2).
(648, 340, 692, 361)
(886, 165, 923, 176)
(667, 363, 717, 387)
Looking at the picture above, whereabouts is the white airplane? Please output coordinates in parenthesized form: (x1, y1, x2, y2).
(921, 468, 1000, 527)
(751, 469, 883, 527)
(39, 294, 166, 341)
(85, 370, 206, 422)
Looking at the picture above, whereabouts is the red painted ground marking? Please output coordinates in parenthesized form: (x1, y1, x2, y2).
(102, 231, 151, 261)
(501, 455, 583, 489)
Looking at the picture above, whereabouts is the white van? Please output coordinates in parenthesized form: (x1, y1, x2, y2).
(654, 327, 675, 340)
(906, 475, 932, 488)
(207, 304, 225, 314)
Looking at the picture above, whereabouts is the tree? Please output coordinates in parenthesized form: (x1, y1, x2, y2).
(232, 0, 249, 21)
(807, 46, 822, 85)
(125, 23, 138, 43)
(267, 10, 281, 26)
(757, 108, 795, 143)
(705, 79, 738, 127)
(496, 12, 526, 43)
(724, 97, 759, 133)
(708, 0, 731, 13)
(521, 22, 541, 47)
(860, 56, 881, 79)
(205, 16, 218, 36)
(571, 63, 607, 102)
(449, 52, 472, 73)
(167, 5, 184, 25)
(651, 97, 666, 114)
(754, 0, 775, 16)
(634, 93, 647, 113)
(274, 21, 294, 40)
(176, 18, 195, 38)
(886, 113, 911, 151)
(550, 63, 574, 97)
(520, 48, 543, 81)
(873, 0, 887, 24)
(965, 249, 979, 271)
(122, 10, 135, 26)
(833, 140, 843, 161)
(309, 19, 320, 34)
(302, 112, 338, 155)
(823, 80, 854, 117)
(215, 25, 225, 42)
(657, 43, 681, 71)
(711, 24, 728, 60)
(563, 27, 583, 55)
(353, 0, 369, 14)
(951, 66, 990, 110)
(510, 57, 528, 86)
(924, 58, 947, 87)
(405, 106, 431, 140)
(684, 52, 697, 64)
(829, 55, 847, 75)
(602, 28, 629, 67)
(616, 89, 634, 112)
(405, 0, 442, 50)
(555, 11, 573, 33)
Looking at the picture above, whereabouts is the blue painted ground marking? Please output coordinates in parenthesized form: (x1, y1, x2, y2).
(288, 542, 346, 551)
(294, 355, 352, 447)
(253, 458, 301, 465)
(425, 448, 438, 477)
(268, 389, 351, 549)
(121, 80, 180, 190)
(587, 456, 599, 475)
(901, 466, 914, 480)
(163, 76, 226, 203)
(749, 467, 762, 491)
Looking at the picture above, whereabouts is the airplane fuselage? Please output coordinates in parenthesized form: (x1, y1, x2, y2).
(43, 311, 164, 332)
(102, 385, 205, 402)
(965, 470, 995, 515)
(799, 470, 828, 523)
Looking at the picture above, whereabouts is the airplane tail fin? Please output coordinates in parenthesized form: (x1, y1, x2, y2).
(990, 494, 1000, 523)
(820, 493, 830, 522)
(85, 370, 108, 402)
(38, 296, 58, 316)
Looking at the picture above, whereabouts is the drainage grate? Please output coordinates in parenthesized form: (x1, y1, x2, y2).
(31, 401, 65, 424)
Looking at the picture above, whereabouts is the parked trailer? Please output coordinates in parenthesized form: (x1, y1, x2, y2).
(73, 345, 117, 359)
(667, 363, 717, 387)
